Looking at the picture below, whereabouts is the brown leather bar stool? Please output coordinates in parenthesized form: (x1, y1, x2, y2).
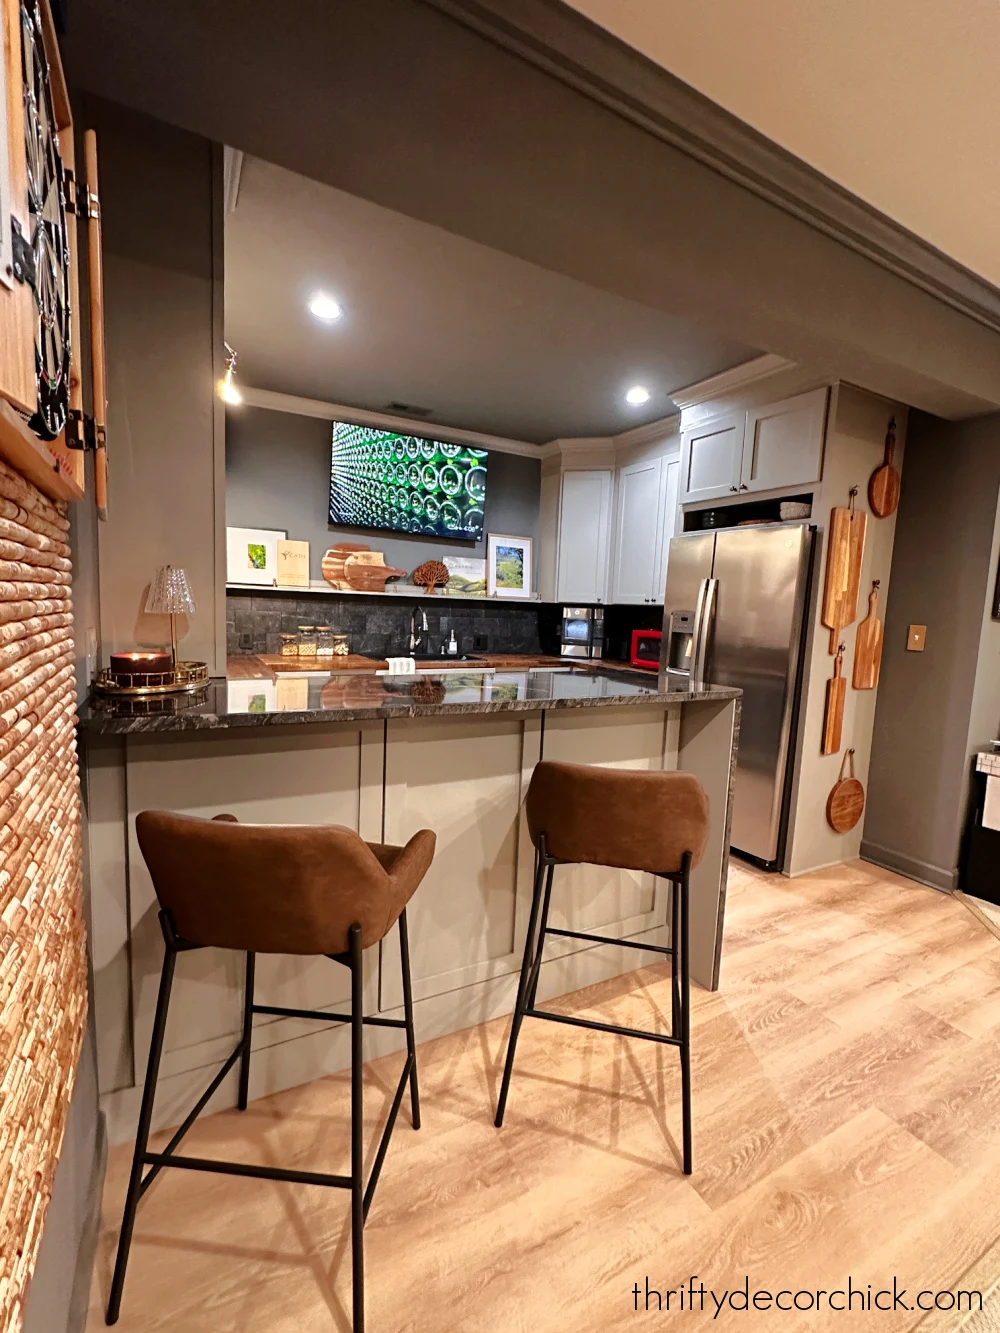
(106, 812, 435, 1332)
(494, 761, 709, 1173)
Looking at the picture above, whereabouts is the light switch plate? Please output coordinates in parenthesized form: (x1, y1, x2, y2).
(907, 624, 927, 651)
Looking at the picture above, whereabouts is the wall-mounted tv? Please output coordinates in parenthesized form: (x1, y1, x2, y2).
(329, 421, 488, 541)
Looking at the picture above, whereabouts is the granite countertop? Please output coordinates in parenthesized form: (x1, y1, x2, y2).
(79, 663, 741, 734)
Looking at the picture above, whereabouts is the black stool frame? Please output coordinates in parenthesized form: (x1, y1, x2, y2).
(106, 909, 420, 1332)
(494, 838, 693, 1174)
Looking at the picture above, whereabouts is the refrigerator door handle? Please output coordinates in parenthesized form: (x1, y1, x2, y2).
(692, 577, 717, 688)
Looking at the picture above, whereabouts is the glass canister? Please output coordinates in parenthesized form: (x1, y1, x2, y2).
(316, 626, 334, 657)
(331, 632, 350, 657)
(280, 632, 298, 658)
(297, 624, 317, 656)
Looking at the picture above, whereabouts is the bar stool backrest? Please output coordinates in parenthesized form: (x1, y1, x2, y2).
(135, 811, 435, 955)
(525, 761, 710, 875)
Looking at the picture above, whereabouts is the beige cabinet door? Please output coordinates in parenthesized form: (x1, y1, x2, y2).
(740, 386, 828, 493)
(679, 411, 744, 503)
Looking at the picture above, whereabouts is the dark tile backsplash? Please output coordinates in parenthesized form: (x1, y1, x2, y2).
(226, 590, 551, 659)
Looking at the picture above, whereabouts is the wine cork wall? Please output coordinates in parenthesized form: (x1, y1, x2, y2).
(0, 459, 85, 1327)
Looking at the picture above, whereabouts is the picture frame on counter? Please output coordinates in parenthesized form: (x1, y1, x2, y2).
(487, 533, 532, 600)
(226, 526, 286, 586)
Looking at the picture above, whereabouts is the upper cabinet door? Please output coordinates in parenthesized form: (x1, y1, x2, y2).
(557, 469, 612, 603)
(740, 387, 829, 493)
(653, 455, 681, 606)
(612, 456, 663, 604)
(679, 411, 744, 503)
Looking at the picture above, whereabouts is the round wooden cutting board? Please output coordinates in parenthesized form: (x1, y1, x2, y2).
(827, 748, 865, 832)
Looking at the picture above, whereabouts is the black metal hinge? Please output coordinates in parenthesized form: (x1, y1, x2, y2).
(66, 409, 100, 452)
(64, 169, 98, 221)
(9, 216, 34, 287)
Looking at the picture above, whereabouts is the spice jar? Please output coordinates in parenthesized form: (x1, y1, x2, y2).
(316, 626, 334, 657)
(331, 632, 350, 657)
(280, 632, 298, 657)
(297, 624, 317, 656)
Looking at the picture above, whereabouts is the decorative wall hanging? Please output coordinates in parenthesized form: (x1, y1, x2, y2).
(822, 642, 846, 755)
(853, 580, 884, 689)
(487, 533, 533, 599)
(411, 559, 449, 594)
(868, 417, 900, 518)
(821, 487, 867, 654)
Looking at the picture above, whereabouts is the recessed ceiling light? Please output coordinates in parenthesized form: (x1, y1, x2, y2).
(625, 385, 651, 405)
(308, 293, 343, 322)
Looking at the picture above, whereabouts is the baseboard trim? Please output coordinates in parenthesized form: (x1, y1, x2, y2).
(859, 841, 958, 893)
(68, 1109, 107, 1333)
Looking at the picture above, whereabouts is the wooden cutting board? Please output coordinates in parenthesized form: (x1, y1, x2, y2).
(321, 544, 406, 592)
(322, 543, 371, 590)
(853, 581, 884, 689)
(821, 501, 867, 654)
(827, 749, 865, 831)
(822, 644, 846, 755)
(868, 417, 901, 518)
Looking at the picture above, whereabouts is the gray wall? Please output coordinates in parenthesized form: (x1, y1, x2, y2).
(863, 410, 1000, 888)
(225, 405, 541, 583)
(86, 94, 225, 671)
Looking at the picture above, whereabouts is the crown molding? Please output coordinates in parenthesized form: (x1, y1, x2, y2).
(612, 411, 680, 449)
(423, 0, 1000, 335)
(669, 354, 798, 411)
(239, 386, 545, 458)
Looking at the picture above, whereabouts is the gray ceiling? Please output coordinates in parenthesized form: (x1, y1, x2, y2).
(224, 156, 757, 443)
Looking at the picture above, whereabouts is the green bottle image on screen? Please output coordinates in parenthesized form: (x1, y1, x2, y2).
(330, 422, 488, 540)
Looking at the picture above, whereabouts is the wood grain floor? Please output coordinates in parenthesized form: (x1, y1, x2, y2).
(86, 860, 1000, 1331)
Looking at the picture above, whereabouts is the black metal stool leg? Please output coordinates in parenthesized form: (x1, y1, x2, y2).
(679, 853, 693, 1175)
(398, 909, 420, 1130)
(494, 850, 547, 1127)
(106, 931, 178, 1324)
(525, 860, 555, 1012)
(237, 951, 255, 1112)
(670, 879, 681, 1041)
(349, 923, 365, 1333)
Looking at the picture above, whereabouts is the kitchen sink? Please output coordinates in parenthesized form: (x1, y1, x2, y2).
(406, 652, 483, 663)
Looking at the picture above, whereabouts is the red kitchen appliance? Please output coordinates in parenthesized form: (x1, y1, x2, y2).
(630, 628, 662, 670)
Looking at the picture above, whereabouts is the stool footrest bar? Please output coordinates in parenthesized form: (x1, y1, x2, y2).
(544, 926, 674, 956)
(526, 1007, 681, 1046)
(252, 1003, 406, 1030)
(142, 1152, 352, 1189)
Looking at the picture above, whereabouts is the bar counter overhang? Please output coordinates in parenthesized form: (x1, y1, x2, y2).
(79, 664, 740, 1146)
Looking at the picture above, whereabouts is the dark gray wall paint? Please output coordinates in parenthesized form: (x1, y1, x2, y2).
(225, 406, 541, 583)
(864, 411, 1000, 888)
(62, 0, 1000, 419)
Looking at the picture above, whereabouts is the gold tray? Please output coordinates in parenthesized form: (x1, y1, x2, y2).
(93, 661, 210, 695)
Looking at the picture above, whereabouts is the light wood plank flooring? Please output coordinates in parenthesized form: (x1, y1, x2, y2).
(86, 860, 1000, 1331)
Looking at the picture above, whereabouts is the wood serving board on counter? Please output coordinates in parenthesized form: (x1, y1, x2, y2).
(821, 503, 867, 654)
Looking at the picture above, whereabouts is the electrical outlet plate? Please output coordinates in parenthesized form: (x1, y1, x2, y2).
(907, 624, 927, 652)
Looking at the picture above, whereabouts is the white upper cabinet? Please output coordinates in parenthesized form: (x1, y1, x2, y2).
(655, 455, 680, 604)
(556, 469, 612, 603)
(612, 457, 663, 604)
(740, 387, 828, 493)
(679, 411, 744, 502)
(679, 388, 829, 504)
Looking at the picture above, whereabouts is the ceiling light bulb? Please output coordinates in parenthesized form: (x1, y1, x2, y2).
(309, 293, 343, 322)
(221, 379, 242, 406)
(625, 385, 651, 405)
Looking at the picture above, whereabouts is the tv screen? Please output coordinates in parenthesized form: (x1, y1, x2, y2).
(329, 421, 488, 541)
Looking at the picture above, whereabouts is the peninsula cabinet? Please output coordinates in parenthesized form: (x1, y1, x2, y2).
(679, 387, 829, 504)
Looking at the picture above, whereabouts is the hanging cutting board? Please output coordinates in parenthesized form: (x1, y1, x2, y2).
(868, 417, 901, 518)
(821, 495, 867, 654)
(853, 581, 884, 689)
(822, 644, 846, 755)
(826, 749, 865, 831)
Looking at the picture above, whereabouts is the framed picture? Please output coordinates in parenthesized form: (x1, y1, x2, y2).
(226, 526, 286, 586)
(487, 534, 532, 600)
(443, 555, 487, 597)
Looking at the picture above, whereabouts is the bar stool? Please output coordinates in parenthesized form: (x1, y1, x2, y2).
(106, 812, 435, 1332)
(494, 761, 709, 1173)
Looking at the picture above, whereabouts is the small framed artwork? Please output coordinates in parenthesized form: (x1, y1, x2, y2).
(226, 526, 286, 586)
(487, 534, 533, 599)
(443, 555, 487, 597)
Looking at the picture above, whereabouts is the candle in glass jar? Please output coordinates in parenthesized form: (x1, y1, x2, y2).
(109, 651, 172, 678)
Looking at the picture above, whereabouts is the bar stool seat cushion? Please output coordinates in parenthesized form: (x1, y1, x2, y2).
(525, 761, 709, 874)
(135, 811, 435, 956)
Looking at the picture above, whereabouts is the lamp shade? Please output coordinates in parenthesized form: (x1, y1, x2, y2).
(146, 566, 197, 616)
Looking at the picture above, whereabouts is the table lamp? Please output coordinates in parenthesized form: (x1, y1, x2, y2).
(146, 566, 196, 668)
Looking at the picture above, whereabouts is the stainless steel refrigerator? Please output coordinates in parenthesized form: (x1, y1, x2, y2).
(659, 522, 814, 867)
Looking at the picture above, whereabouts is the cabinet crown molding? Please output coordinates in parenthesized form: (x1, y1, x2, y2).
(671, 354, 798, 412)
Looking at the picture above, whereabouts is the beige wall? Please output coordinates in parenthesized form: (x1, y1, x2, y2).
(567, 0, 1000, 286)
